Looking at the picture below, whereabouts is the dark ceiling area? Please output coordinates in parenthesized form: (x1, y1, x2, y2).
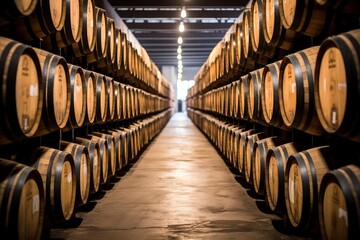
(109, 0, 247, 68)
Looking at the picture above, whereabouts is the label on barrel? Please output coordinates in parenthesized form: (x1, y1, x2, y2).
(32, 194, 40, 213)
(16, 54, 39, 135)
(319, 47, 347, 131)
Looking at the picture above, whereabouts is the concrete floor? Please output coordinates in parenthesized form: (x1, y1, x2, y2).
(51, 113, 302, 240)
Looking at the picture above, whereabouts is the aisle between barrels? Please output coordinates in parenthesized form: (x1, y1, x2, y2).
(51, 112, 302, 239)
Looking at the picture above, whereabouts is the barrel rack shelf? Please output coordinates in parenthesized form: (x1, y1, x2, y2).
(187, 0, 360, 239)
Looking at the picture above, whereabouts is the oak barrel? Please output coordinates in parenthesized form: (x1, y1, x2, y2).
(252, 136, 283, 195)
(247, 68, 265, 124)
(30, 147, 76, 223)
(89, 135, 108, 184)
(266, 142, 303, 214)
(263, 0, 296, 50)
(75, 137, 100, 194)
(71, 0, 96, 57)
(87, 7, 108, 63)
(33, 48, 70, 136)
(238, 129, 255, 174)
(285, 146, 331, 230)
(54, 0, 83, 48)
(0, 159, 44, 240)
(244, 132, 265, 183)
(92, 132, 116, 177)
(83, 69, 96, 124)
(319, 164, 360, 240)
(261, 60, 286, 128)
(279, 0, 331, 36)
(66, 64, 86, 129)
(314, 29, 360, 142)
(239, 75, 250, 120)
(0, 0, 38, 24)
(0, 38, 43, 144)
(241, 9, 257, 69)
(95, 17, 116, 68)
(20, 0, 66, 40)
(250, 0, 276, 57)
(60, 141, 90, 207)
(108, 130, 122, 171)
(279, 46, 324, 135)
(106, 76, 115, 121)
(94, 73, 108, 123)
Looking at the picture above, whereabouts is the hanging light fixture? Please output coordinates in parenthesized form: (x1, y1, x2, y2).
(177, 46, 182, 54)
(177, 36, 183, 44)
(181, 7, 187, 18)
(179, 21, 185, 32)
(178, 68, 183, 74)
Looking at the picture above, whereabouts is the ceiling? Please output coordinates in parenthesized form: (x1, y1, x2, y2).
(109, 0, 247, 70)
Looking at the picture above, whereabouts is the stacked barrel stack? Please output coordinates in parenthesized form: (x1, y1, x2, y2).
(187, 0, 360, 239)
(0, 0, 174, 239)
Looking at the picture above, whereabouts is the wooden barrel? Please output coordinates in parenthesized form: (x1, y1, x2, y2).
(261, 60, 286, 128)
(250, 0, 276, 57)
(319, 164, 360, 240)
(247, 68, 265, 124)
(229, 33, 236, 72)
(126, 85, 133, 118)
(0, 38, 43, 144)
(96, 17, 116, 68)
(238, 129, 254, 174)
(113, 29, 123, 73)
(75, 137, 100, 194)
(106, 76, 115, 121)
(0, 159, 44, 240)
(13, 0, 66, 41)
(239, 75, 250, 120)
(66, 64, 86, 129)
(87, 7, 108, 63)
(94, 73, 108, 123)
(53, 0, 83, 48)
(108, 130, 122, 171)
(266, 142, 303, 214)
(285, 146, 331, 230)
(60, 141, 90, 207)
(119, 32, 128, 73)
(30, 147, 76, 223)
(314, 29, 360, 142)
(241, 9, 257, 68)
(252, 136, 283, 195)
(92, 132, 116, 177)
(231, 128, 243, 168)
(83, 69, 96, 124)
(33, 48, 70, 136)
(89, 135, 108, 184)
(120, 83, 127, 119)
(0, 0, 38, 24)
(279, 46, 324, 136)
(244, 132, 265, 183)
(263, 0, 296, 50)
(71, 0, 96, 57)
(113, 129, 129, 167)
(113, 81, 121, 120)
(279, 0, 331, 36)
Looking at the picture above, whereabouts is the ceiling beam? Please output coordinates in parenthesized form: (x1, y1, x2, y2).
(138, 38, 219, 44)
(117, 10, 241, 19)
(146, 47, 213, 52)
(125, 22, 232, 31)
(109, 0, 248, 8)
